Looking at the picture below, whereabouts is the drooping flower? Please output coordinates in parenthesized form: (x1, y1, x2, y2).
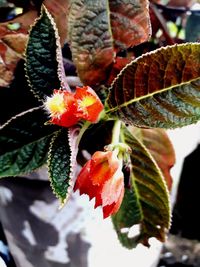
(44, 86, 104, 127)
(74, 150, 124, 218)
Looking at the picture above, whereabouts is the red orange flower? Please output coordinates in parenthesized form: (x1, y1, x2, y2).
(74, 151, 124, 218)
(44, 86, 104, 127)
(74, 86, 104, 123)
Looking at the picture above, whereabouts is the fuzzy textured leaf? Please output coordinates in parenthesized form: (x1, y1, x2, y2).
(112, 188, 142, 248)
(107, 43, 200, 128)
(109, 0, 151, 51)
(48, 127, 79, 205)
(25, 6, 67, 100)
(113, 128, 170, 247)
(131, 127, 175, 190)
(0, 107, 57, 177)
(68, 0, 115, 86)
(48, 129, 72, 204)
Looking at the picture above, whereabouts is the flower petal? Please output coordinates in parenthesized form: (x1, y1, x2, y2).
(102, 187, 124, 218)
(91, 151, 119, 185)
(45, 90, 79, 127)
(74, 150, 124, 218)
(74, 86, 104, 123)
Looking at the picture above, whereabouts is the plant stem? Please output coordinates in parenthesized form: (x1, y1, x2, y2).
(76, 121, 91, 147)
(111, 120, 121, 145)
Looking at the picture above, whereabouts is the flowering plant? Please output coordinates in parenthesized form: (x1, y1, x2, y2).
(0, 0, 200, 249)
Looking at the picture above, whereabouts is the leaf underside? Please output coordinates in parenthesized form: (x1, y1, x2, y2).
(68, 0, 115, 86)
(0, 107, 57, 177)
(107, 43, 200, 129)
(131, 127, 175, 190)
(109, 0, 151, 51)
(48, 128, 73, 204)
(112, 127, 170, 248)
(25, 6, 62, 100)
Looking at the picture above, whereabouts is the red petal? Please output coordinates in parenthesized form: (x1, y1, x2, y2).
(51, 112, 79, 127)
(101, 167, 124, 218)
(102, 186, 124, 218)
(74, 86, 104, 123)
(91, 151, 119, 185)
(74, 159, 100, 201)
(47, 90, 80, 127)
(101, 176, 124, 206)
(74, 150, 124, 218)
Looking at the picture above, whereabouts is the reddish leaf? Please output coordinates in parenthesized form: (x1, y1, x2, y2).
(67, 0, 115, 86)
(167, 0, 195, 7)
(0, 10, 38, 87)
(44, 0, 70, 46)
(0, 26, 28, 87)
(108, 57, 134, 85)
(109, 0, 152, 51)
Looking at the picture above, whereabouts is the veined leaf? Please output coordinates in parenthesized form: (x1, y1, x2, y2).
(67, 0, 115, 86)
(25, 5, 68, 101)
(0, 107, 58, 177)
(109, 0, 151, 51)
(113, 127, 170, 247)
(131, 127, 175, 190)
(112, 188, 142, 249)
(48, 127, 79, 205)
(106, 43, 200, 129)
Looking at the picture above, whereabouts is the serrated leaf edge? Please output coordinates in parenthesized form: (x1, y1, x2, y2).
(24, 5, 70, 101)
(0, 106, 43, 130)
(106, 42, 200, 113)
(132, 132, 172, 230)
(47, 129, 68, 204)
(47, 127, 79, 207)
(0, 134, 53, 177)
(42, 5, 70, 91)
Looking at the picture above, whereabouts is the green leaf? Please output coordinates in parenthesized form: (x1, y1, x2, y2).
(112, 188, 142, 249)
(186, 13, 200, 42)
(25, 5, 68, 100)
(109, 0, 151, 51)
(48, 127, 79, 205)
(131, 127, 175, 190)
(67, 0, 115, 86)
(0, 107, 57, 177)
(113, 127, 170, 247)
(106, 43, 200, 129)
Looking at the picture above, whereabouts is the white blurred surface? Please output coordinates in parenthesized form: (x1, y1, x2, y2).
(0, 256, 7, 267)
(83, 122, 200, 267)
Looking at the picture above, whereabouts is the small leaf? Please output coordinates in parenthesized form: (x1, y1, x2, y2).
(109, 0, 151, 51)
(0, 25, 28, 87)
(25, 5, 67, 100)
(67, 0, 115, 86)
(48, 127, 79, 205)
(186, 13, 200, 42)
(113, 127, 171, 247)
(131, 127, 175, 190)
(0, 107, 57, 177)
(106, 43, 200, 129)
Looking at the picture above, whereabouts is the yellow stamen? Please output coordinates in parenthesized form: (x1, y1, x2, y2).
(45, 93, 66, 116)
(79, 96, 95, 108)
